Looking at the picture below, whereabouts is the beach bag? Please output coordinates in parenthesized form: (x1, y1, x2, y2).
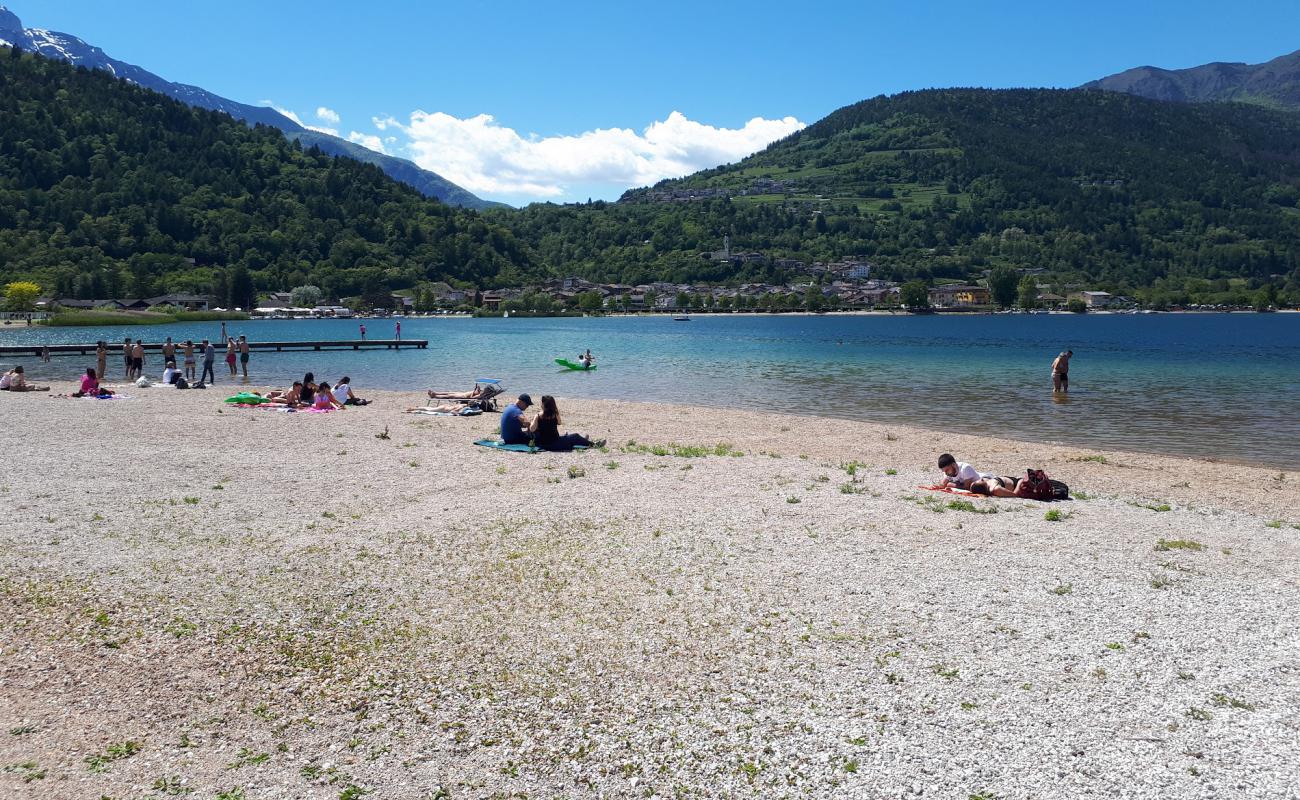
(1049, 479, 1070, 500)
(175, 377, 190, 390)
(1015, 469, 1055, 501)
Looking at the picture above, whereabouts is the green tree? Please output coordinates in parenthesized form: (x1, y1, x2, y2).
(804, 286, 826, 311)
(1254, 283, 1278, 311)
(1067, 298, 1087, 313)
(988, 267, 1019, 308)
(675, 291, 691, 309)
(4, 281, 40, 311)
(577, 290, 604, 311)
(227, 267, 255, 310)
(900, 280, 930, 309)
(290, 285, 323, 308)
(1017, 276, 1039, 309)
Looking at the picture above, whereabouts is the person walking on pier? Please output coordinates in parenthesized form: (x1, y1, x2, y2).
(395, 320, 401, 341)
(238, 335, 250, 379)
(359, 323, 367, 341)
(200, 339, 216, 385)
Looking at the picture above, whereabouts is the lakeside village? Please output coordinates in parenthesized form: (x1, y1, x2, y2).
(6, 239, 1275, 323)
(7, 250, 1161, 324)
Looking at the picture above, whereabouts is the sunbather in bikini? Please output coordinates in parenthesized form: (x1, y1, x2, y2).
(405, 401, 471, 413)
(428, 384, 486, 400)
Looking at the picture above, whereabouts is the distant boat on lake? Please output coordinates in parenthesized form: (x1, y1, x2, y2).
(673, 315, 690, 321)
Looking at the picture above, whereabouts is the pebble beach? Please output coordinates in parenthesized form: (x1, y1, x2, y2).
(1, 386, 1297, 799)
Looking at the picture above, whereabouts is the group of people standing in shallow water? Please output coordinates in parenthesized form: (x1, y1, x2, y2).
(69, 334, 256, 393)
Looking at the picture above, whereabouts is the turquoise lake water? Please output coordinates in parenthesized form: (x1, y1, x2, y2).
(4, 313, 1298, 467)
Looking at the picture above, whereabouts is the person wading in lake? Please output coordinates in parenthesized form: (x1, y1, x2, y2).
(200, 339, 216, 385)
(95, 341, 107, 384)
(238, 335, 250, 379)
(1052, 350, 1073, 393)
(130, 340, 145, 380)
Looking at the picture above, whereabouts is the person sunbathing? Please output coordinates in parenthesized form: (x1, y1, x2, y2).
(937, 453, 1027, 497)
(405, 401, 471, 414)
(428, 384, 485, 400)
(265, 382, 305, 406)
(0, 366, 49, 392)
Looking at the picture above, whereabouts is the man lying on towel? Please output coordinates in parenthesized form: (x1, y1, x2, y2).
(937, 452, 1027, 498)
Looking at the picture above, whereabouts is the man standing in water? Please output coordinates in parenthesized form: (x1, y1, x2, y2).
(1052, 350, 1072, 393)
(200, 339, 216, 385)
(238, 335, 251, 379)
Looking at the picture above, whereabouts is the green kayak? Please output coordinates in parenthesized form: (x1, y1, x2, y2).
(555, 358, 596, 371)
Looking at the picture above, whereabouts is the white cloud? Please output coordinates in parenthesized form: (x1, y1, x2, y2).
(348, 131, 387, 154)
(370, 110, 806, 199)
(259, 101, 340, 137)
(316, 106, 341, 124)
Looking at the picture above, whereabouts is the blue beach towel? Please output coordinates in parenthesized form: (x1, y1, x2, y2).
(473, 439, 587, 452)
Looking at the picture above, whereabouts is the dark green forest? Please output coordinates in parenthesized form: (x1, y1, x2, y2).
(4, 46, 1300, 308)
(0, 46, 538, 306)
(500, 90, 1300, 305)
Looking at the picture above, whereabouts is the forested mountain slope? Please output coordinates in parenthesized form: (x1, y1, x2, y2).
(0, 47, 537, 302)
(0, 4, 495, 209)
(1083, 49, 1300, 110)
(499, 89, 1300, 301)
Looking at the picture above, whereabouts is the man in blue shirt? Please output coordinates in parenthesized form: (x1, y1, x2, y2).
(499, 393, 534, 445)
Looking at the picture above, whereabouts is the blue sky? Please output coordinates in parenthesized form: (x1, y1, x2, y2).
(13, 1, 1300, 203)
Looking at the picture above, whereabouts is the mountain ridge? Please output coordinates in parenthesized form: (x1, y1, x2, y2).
(1082, 49, 1300, 110)
(0, 4, 496, 209)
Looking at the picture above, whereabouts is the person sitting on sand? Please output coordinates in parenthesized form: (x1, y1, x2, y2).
(300, 372, 317, 406)
(162, 361, 180, 386)
(529, 395, 604, 451)
(312, 381, 345, 410)
(333, 376, 369, 406)
(74, 367, 112, 397)
(499, 393, 534, 444)
(0, 366, 49, 392)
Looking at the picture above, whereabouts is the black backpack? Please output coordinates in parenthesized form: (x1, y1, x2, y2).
(1049, 479, 1070, 500)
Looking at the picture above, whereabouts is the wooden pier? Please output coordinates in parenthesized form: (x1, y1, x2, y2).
(0, 340, 426, 358)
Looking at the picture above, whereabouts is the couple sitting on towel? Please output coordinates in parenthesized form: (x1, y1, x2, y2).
(500, 393, 605, 451)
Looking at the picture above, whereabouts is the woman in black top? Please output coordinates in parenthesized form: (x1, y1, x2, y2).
(529, 395, 604, 451)
(300, 372, 316, 405)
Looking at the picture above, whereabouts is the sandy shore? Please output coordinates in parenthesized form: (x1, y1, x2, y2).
(1, 385, 1297, 799)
